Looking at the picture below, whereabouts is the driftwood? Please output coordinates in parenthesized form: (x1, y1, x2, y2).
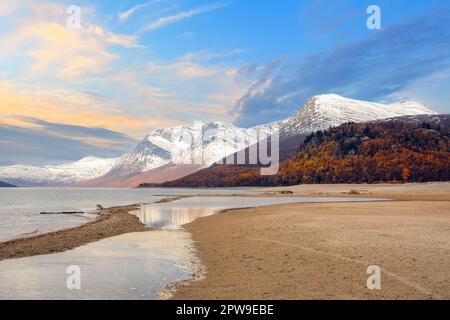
(19, 229, 40, 237)
(40, 211, 84, 215)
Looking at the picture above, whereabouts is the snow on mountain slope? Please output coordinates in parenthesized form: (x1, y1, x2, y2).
(279, 94, 437, 137)
(103, 122, 269, 180)
(0, 156, 118, 186)
(105, 139, 172, 177)
(173, 122, 265, 167)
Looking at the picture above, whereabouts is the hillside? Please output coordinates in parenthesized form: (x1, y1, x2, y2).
(153, 115, 449, 187)
(0, 181, 16, 187)
(278, 115, 449, 185)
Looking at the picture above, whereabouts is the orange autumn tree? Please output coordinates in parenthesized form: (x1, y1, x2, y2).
(402, 167, 410, 183)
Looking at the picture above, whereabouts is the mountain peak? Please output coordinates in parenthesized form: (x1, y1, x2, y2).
(311, 93, 346, 100)
(279, 94, 438, 137)
(74, 156, 103, 163)
(305, 94, 435, 114)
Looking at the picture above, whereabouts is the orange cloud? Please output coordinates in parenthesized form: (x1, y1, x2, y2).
(0, 82, 180, 138)
(2, 14, 141, 78)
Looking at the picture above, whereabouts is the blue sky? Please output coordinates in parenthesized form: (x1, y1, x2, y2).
(0, 0, 449, 164)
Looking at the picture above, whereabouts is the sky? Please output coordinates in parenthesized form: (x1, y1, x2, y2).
(0, 0, 449, 165)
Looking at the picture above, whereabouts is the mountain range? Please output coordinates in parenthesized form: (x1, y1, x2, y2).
(0, 156, 117, 186)
(0, 94, 438, 187)
(156, 114, 448, 187)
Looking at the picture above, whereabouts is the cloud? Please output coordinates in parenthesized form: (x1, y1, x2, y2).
(182, 49, 247, 63)
(22, 22, 142, 77)
(148, 49, 247, 79)
(89, 24, 143, 48)
(0, 119, 137, 165)
(0, 82, 154, 138)
(142, 2, 230, 32)
(234, 11, 450, 127)
(0, 1, 23, 17)
(149, 61, 219, 78)
(0, 3, 141, 78)
(119, 0, 161, 21)
(143, 50, 253, 122)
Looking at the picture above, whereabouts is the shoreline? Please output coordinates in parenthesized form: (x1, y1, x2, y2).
(0, 195, 197, 261)
(0, 205, 149, 261)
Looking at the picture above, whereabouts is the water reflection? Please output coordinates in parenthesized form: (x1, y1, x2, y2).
(0, 231, 195, 300)
(134, 196, 389, 230)
(0, 188, 255, 242)
(135, 207, 223, 230)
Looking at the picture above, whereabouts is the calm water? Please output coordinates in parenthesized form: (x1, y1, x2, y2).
(0, 231, 195, 300)
(134, 196, 389, 230)
(0, 188, 253, 242)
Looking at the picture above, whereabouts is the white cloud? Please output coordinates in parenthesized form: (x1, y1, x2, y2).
(118, 0, 161, 21)
(2, 19, 142, 78)
(0, 1, 142, 79)
(149, 62, 219, 78)
(142, 2, 230, 32)
(143, 52, 255, 123)
(182, 49, 247, 63)
(86, 24, 143, 48)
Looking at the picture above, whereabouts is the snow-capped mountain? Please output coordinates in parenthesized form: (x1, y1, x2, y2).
(0, 156, 118, 186)
(173, 122, 268, 166)
(1, 94, 438, 187)
(277, 94, 437, 137)
(103, 122, 271, 179)
(105, 139, 172, 178)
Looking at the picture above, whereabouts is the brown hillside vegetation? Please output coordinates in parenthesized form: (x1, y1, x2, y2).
(279, 118, 449, 185)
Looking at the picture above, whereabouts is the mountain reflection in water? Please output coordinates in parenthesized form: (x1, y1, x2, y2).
(133, 196, 389, 230)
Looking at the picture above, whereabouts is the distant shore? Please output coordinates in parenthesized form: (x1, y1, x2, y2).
(172, 182, 450, 300)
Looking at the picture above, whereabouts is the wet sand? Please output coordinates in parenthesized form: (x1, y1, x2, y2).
(0, 205, 149, 261)
(173, 183, 450, 300)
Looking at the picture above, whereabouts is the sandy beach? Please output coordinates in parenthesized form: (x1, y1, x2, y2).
(259, 182, 450, 201)
(173, 183, 450, 300)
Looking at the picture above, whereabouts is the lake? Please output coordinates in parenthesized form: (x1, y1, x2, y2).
(0, 188, 254, 242)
